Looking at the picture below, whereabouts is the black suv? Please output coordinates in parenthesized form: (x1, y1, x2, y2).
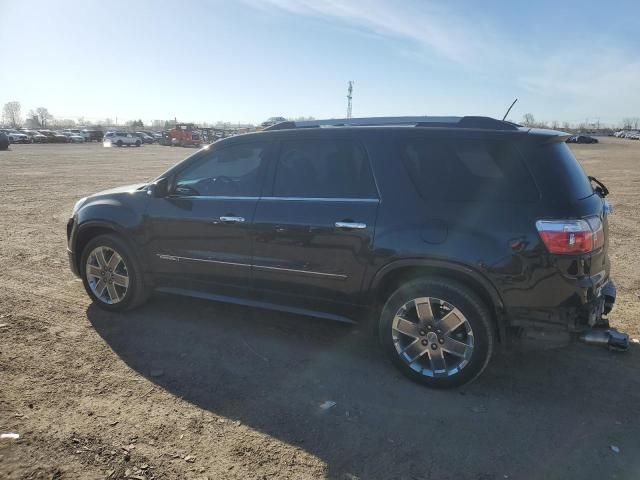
(67, 116, 624, 388)
(83, 130, 104, 142)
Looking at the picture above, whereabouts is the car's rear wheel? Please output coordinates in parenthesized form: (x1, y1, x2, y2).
(379, 278, 494, 389)
(80, 234, 150, 312)
(135, 140, 141, 147)
(116, 140, 123, 147)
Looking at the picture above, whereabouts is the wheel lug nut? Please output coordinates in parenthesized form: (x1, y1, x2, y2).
(431, 344, 438, 350)
(421, 339, 428, 346)
(419, 330, 426, 336)
(439, 338, 445, 344)
(427, 325, 432, 330)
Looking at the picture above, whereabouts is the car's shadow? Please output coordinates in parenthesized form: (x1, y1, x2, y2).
(87, 296, 640, 480)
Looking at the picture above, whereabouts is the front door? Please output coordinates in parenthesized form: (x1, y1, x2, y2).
(252, 137, 380, 305)
(145, 141, 270, 292)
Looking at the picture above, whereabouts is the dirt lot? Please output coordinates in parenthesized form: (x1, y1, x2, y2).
(1, 139, 639, 480)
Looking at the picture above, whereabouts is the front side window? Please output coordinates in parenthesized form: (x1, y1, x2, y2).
(272, 139, 377, 198)
(174, 142, 267, 197)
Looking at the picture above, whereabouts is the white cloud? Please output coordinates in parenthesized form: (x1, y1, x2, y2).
(245, 0, 506, 67)
(245, 0, 640, 122)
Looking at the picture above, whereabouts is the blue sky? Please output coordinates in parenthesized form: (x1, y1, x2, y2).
(1, 0, 638, 125)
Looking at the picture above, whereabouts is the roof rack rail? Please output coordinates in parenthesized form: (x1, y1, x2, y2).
(263, 116, 519, 131)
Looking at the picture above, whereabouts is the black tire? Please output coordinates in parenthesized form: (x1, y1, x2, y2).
(135, 140, 141, 147)
(116, 140, 123, 147)
(80, 233, 150, 312)
(379, 278, 494, 389)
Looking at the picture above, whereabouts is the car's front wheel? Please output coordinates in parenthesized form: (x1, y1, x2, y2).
(80, 234, 149, 312)
(135, 140, 141, 147)
(379, 278, 495, 389)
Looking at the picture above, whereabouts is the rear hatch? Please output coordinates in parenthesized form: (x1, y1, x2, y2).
(522, 135, 610, 288)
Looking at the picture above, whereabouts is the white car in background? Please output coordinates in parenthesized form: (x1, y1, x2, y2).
(103, 131, 142, 147)
(1, 129, 30, 144)
(61, 130, 85, 143)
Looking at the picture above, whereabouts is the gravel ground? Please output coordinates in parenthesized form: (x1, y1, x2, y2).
(1, 139, 639, 480)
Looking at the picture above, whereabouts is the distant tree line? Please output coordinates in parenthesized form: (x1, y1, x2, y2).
(3, 100, 635, 131)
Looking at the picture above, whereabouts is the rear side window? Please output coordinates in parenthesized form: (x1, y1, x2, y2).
(398, 138, 539, 202)
(273, 139, 378, 198)
(532, 143, 593, 200)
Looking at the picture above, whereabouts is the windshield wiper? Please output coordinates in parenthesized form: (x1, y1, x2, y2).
(588, 176, 609, 197)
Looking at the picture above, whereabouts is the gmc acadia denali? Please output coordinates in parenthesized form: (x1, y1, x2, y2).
(67, 116, 628, 388)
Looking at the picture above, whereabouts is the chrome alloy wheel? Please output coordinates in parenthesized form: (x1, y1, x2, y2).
(392, 297, 474, 377)
(85, 246, 130, 304)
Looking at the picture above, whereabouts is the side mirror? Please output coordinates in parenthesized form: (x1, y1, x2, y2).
(148, 177, 169, 197)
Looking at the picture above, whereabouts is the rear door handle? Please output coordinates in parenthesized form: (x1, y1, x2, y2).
(219, 216, 245, 223)
(335, 221, 367, 229)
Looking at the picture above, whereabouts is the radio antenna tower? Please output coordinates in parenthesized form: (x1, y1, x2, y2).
(346, 81, 353, 118)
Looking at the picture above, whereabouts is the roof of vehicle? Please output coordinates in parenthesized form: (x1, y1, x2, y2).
(261, 115, 569, 138)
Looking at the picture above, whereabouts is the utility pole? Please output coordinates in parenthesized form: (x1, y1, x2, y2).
(346, 81, 353, 119)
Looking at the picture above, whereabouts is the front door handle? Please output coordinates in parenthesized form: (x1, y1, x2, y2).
(335, 221, 367, 229)
(219, 216, 245, 223)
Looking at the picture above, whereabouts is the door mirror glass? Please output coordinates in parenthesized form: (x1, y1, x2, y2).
(148, 177, 169, 197)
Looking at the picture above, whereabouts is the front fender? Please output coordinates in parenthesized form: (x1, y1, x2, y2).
(76, 197, 142, 230)
(68, 192, 149, 270)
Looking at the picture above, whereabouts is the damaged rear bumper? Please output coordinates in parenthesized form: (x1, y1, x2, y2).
(509, 279, 629, 351)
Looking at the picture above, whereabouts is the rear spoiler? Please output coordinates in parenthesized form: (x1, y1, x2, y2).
(520, 127, 571, 144)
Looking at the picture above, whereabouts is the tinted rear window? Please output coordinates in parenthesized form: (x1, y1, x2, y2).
(532, 143, 594, 200)
(398, 138, 539, 202)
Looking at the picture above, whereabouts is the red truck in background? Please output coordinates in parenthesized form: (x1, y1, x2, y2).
(169, 123, 201, 147)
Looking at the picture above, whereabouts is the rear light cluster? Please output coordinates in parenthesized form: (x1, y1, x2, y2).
(536, 217, 604, 255)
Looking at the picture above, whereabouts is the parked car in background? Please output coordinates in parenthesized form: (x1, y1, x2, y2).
(141, 131, 160, 142)
(149, 132, 164, 143)
(627, 132, 640, 140)
(104, 131, 142, 147)
(38, 130, 69, 143)
(1, 129, 31, 144)
(134, 132, 155, 144)
(67, 115, 625, 389)
(22, 130, 48, 143)
(0, 131, 9, 150)
(566, 135, 599, 144)
(260, 116, 288, 128)
(617, 131, 639, 139)
(81, 129, 104, 142)
(62, 131, 85, 143)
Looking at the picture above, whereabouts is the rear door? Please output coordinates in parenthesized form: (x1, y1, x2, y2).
(252, 136, 379, 305)
(145, 141, 271, 292)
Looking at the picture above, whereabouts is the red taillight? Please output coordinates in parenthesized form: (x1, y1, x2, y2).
(536, 217, 604, 254)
